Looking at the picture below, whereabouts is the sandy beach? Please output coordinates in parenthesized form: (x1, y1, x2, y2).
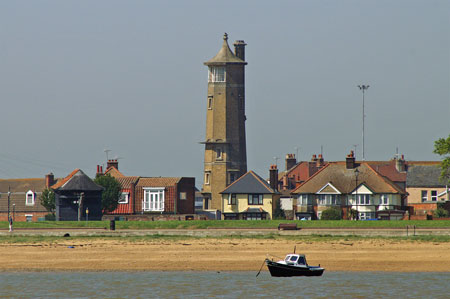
(1, 238, 449, 272)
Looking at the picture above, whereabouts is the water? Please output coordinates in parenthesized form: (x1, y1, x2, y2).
(0, 271, 449, 298)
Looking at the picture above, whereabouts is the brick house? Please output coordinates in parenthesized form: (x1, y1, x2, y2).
(0, 173, 57, 221)
(102, 160, 195, 216)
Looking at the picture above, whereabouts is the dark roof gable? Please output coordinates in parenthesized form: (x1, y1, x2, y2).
(221, 171, 275, 194)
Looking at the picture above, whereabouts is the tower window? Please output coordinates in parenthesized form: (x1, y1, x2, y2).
(216, 148, 222, 160)
(208, 67, 225, 82)
(208, 96, 213, 109)
(205, 172, 211, 185)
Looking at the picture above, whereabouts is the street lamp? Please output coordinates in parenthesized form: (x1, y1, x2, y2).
(357, 85, 369, 161)
(354, 168, 360, 220)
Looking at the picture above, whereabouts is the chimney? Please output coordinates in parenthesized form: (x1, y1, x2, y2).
(96, 165, 104, 177)
(317, 154, 324, 167)
(346, 150, 355, 169)
(285, 154, 297, 171)
(107, 159, 119, 170)
(396, 154, 406, 172)
(233, 40, 247, 61)
(45, 173, 55, 188)
(311, 154, 317, 162)
(269, 164, 278, 191)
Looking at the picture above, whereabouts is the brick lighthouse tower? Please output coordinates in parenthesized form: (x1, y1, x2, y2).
(201, 33, 248, 211)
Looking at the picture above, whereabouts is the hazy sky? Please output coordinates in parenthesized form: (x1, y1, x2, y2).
(1, 0, 449, 186)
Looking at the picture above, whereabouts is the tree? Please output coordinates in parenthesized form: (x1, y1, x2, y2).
(94, 174, 122, 212)
(321, 208, 342, 220)
(39, 188, 55, 214)
(272, 198, 285, 219)
(433, 134, 450, 185)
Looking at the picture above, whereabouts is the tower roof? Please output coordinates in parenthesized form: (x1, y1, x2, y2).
(204, 33, 247, 65)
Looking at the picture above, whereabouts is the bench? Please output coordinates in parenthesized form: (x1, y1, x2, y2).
(278, 223, 298, 230)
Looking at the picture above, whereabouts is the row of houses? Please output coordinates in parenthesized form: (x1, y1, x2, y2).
(206, 151, 448, 221)
(0, 159, 195, 222)
(0, 153, 447, 221)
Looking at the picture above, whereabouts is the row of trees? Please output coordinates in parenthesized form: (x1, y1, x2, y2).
(40, 174, 122, 217)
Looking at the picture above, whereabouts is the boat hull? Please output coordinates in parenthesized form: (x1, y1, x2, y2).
(265, 260, 324, 277)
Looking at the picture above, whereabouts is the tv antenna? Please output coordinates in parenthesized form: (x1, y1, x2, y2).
(104, 149, 111, 160)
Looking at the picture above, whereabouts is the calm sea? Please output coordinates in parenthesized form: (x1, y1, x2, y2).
(0, 271, 449, 298)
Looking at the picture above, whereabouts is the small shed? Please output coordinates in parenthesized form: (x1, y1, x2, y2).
(52, 169, 103, 221)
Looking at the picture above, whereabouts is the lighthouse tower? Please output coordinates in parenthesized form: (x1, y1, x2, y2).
(201, 33, 247, 211)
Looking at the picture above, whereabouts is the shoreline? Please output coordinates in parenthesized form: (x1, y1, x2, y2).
(1, 238, 449, 272)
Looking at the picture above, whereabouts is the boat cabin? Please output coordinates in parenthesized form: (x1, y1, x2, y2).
(284, 254, 308, 266)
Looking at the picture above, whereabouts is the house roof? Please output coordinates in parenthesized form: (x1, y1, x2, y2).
(136, 177, 181, 188)
(0, 178, 47, 193)
(116, 176, 140, 189)
(104, 166, 125, 178)
(406, 165, 444, 187)
(292, 162, 405, 195)
(204, 33, 246, 65)
(51, 169, 103, 192)
(221, 171, 276, 194)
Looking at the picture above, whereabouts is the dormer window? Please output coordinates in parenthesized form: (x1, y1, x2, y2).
(26, 190, 35, 206)
(208, 67, 225, 82)
(119, 192, 129, 204)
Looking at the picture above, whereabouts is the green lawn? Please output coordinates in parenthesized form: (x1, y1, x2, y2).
(1, 219, 450, 229)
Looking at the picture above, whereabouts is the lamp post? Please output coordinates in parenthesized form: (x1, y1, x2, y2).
(354, 168, 360, 220)
(357, 85, 369, 161)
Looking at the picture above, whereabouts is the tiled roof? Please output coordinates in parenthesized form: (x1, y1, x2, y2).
(406, 165, 444, 187)
(0, 178, 46, 193)
(221, 171, 276, 194)
(104, 167, 125, 178)
(292, 162, 405, 195)
(52, 169, 103, 192)
(116, 176, 140, 188)
(51, 169, 80, 189)
(136, 177, 181, 188)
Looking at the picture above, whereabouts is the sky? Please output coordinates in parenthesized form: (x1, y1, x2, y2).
(0, 0, 449, 186)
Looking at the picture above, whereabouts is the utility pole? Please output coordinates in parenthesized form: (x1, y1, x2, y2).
(357, 85, 369, 161)
(7, 186, 11, 221)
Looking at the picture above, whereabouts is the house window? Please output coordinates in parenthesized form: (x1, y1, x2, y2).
(207, 96, 213, 109)
(25, 215, 33, 222)
(356, 194, 371, 205)
(431, 190, 437, 201)
(143, 188, 165, 212)
(244, 213, 266, 220)
(118, 192, 129, 204)
(26, 190, 35, 206)
(180, 192, 187, 200)
(204, 172, 210, 185)
(248, 194, 263, 205)
(229, 173, 236, 184)
(380, 194, 389, 205)
(228, 194, 236, 205)
(318, 194, 340, 205)
(204, 197, 209, 210)
(298, 194, 311, 205)
(421, 190, 428, 202)
(208, 66, 225, 82)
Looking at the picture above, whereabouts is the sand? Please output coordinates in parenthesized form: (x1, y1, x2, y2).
(0, 238, 449, 272)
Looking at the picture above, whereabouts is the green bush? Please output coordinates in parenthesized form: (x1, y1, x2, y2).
(433, 208, 449, 218)
(45, 213, 56, 221)
(321, 208, 342, 220)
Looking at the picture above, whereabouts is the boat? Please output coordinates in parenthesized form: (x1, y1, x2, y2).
(264, 252, 325, 277)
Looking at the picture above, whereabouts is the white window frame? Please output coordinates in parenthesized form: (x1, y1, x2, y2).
(380, 194, 389, 205)
(207, 96, 213, 109)
(208, 66, 226, 82)
(25, 214, 33, 222)
(228, 194, 236, 205)
(298, 194, 311, 205)
(431, 190, 438, 201)
(143, 188, 165, 212)
(205, 172, 211, 185)
(180, 192, 187, 200)
(421, 190, 428, 202)
(26, 190, 35, 206)
(357, 194, 371, 205)
(118, 192, 129, 204)
(318, 194, 340, 206)
(359, 212, 375, 220)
